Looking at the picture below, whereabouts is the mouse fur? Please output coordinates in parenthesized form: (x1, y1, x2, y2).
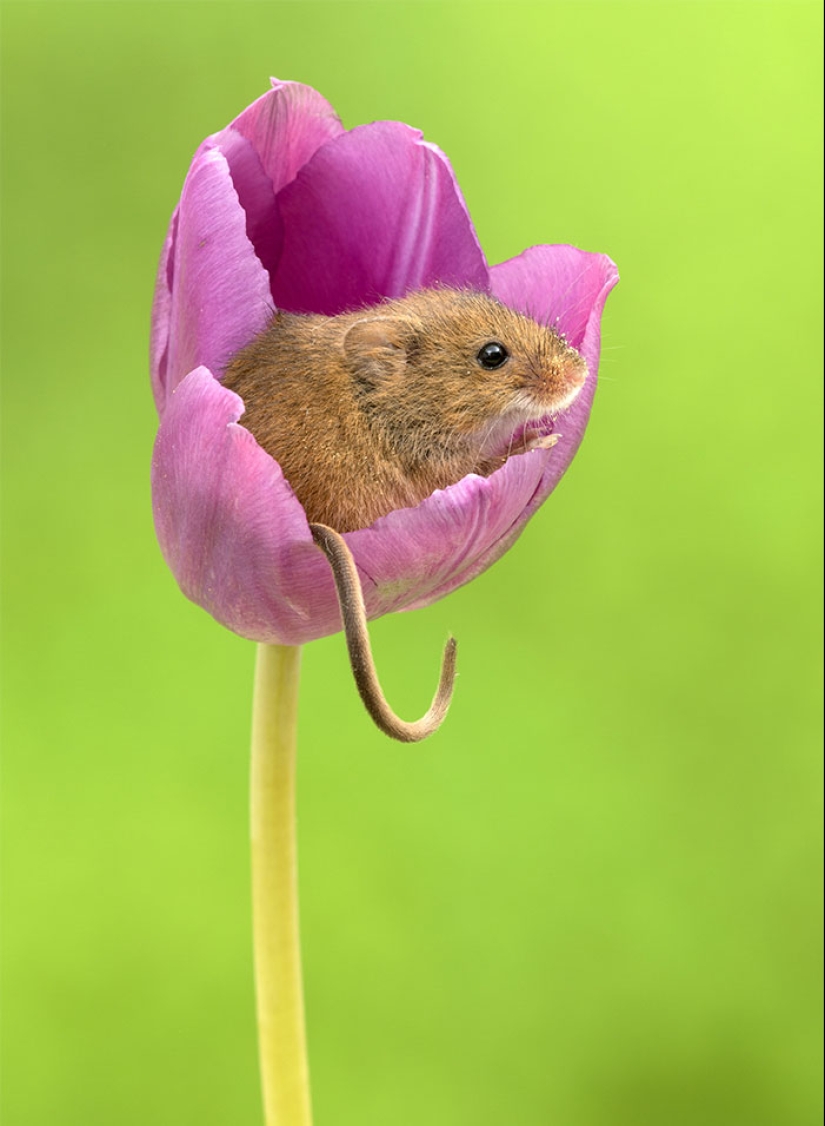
(222, 288, 586, 532)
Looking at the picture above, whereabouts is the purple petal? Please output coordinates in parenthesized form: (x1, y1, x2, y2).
(206, 80, 346, 285)
(345, 455, 550, 616)
(151, 147, 273, 416)
(152, 368, 531, 644)
(151, 369, 550, 644)
(228, 78, 344, 196)
(269, 121, 490, 315)
(491, 243, 619, 353)
(152, 248, 617, 643)
(151, 81, 344, 417)
(149, 207, 177, 412)
(152, 366, 357, 644)
(491, 246, 619, 499)
(348, 247, 620, 615)
(207, 129, 284, 288)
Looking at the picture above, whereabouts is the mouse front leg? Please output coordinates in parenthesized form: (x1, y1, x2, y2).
(476, 429, 560, 477)
(517, 427, 559, 453)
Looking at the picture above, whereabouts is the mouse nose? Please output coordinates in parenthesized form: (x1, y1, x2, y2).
(564, 353, 588, 389)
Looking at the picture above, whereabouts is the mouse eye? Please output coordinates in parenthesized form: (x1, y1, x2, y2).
(476, 341, 509, 370)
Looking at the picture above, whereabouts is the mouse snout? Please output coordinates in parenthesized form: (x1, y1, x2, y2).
(552, 345, 587, 392)
(565, 353, 588, 389)
(528, 348, 587, 409)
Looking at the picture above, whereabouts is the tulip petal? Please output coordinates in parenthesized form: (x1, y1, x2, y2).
(152, 366, 367, 644)
(207, 129, 284, 288)
(153, 249, 617, 642)
(150, 82, 342, 415)
(149, 208, 178, 412)
(229, 78, 345, 196)
(490, 244, 620, 527)
(206, 80, 347, 287)
(491, 243, 619, 353)
(346, 247, 620, 614)
(152, 147, 273, 415)
(153, 366, 549, 643)
(269, 121, 489, 315)
(345, 454, 550, 616)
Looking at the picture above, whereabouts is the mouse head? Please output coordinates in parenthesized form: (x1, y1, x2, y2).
(342, 288, 587, 450)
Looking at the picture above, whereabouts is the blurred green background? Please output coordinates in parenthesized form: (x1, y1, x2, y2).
(1, 2, 821, 1124)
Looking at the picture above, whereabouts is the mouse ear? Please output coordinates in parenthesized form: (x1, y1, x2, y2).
(343, 316, 421, 386)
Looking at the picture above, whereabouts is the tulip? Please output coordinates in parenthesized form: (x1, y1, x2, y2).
(151, 78, 618, 647)
(150, 78, 617, 1126)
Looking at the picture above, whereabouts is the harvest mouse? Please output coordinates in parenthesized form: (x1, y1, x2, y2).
(223, 288, 587, 533)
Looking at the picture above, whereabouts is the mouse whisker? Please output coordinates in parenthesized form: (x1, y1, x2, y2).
(310, 523, 457, 743)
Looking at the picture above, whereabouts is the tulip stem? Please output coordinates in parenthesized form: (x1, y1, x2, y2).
(250, 643, 312, 1126)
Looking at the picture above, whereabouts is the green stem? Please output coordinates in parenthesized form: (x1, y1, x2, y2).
(250, 643, 312, 1126)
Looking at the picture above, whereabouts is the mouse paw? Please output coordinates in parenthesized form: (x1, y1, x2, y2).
(521, 430, 559, 453)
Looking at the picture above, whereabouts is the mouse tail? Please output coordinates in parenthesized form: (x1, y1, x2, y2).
(309, 523, 457, 743)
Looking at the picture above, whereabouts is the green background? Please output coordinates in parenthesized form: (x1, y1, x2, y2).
(2, 2, 821, 1124)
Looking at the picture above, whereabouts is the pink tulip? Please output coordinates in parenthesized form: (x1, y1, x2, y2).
(151, 78, 618, 645)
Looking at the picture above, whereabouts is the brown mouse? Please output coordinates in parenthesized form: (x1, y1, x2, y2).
(222, 288, 587, 533)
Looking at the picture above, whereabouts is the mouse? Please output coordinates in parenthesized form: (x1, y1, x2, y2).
(222, 287, 587, 533)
